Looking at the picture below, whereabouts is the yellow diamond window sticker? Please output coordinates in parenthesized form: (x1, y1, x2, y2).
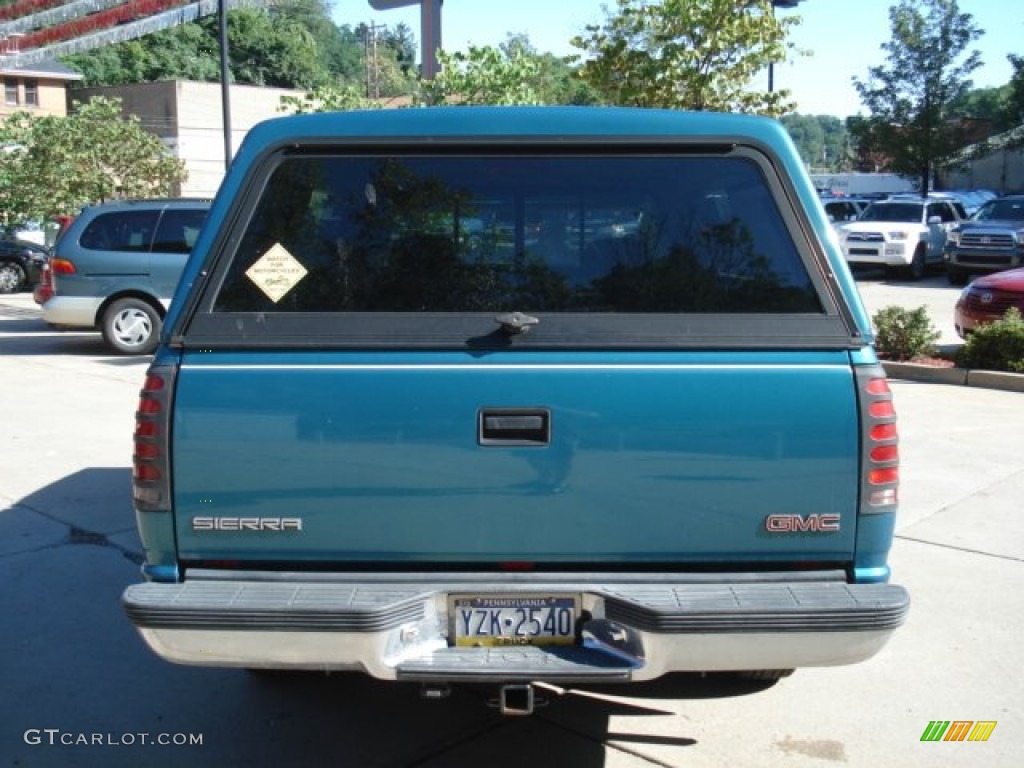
(245, 243, 308, 303)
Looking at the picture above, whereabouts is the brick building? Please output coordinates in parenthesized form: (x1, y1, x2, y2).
(0, 57, 82, 117)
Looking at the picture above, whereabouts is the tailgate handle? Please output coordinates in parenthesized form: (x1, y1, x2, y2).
(479, 408, 550, 446)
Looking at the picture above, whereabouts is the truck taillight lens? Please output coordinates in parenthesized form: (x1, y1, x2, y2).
(858, 367, 899, 511)
(134, 366, 175, 512)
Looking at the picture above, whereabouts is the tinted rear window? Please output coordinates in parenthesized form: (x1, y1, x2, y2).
(152, 208, 208, 254)
(211, 154, 821, 315)
(79, 210, 159, 252)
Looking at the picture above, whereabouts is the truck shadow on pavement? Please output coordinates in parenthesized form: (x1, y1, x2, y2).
(4, 467, 141, 554)
(229, 669, 775, 767)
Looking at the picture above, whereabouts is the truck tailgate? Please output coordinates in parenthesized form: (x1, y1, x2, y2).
(171, 350, 860, 564)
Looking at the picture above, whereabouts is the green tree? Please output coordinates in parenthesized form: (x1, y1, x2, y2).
(0, 114, 41, 230)
(63, 27, 219, 87)
(500, 34, 600, 105)
(948, 86, 1013, 131)
(851, 0, 983, 196)
(0, 98, 186, 227)
(781, 114, 854, 171)
(63, 5, 345, 90)
(383, 22, 418, 77)
(417, 46, 546, 106)
(1003, 54, 1024, 131)
(279, 83, 378, 114)
(570, 0, 805, 116)
(352, 21, 420, 98)
(219, 8, 324, 88)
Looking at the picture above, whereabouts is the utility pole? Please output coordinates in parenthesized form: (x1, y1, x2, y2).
(364, 22, 386, 99)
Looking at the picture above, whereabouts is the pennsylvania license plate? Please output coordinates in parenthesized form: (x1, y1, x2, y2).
(450, 595, 579, 647)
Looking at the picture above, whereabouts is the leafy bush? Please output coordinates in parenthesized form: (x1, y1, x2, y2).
(872, 305, 940, 361)
(957, 308, 1024, 372)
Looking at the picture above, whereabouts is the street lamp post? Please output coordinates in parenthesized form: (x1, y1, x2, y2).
(219, 0, 231, 170)
(768, 0, 804, 93)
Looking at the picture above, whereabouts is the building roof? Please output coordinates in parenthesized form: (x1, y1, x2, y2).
(0, 56, 82, 80)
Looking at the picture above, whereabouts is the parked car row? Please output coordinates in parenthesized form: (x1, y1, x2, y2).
(826, 188, 1024, 288)
(819, 188, 1024, 341)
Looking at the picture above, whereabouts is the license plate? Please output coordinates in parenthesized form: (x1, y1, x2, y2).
(450, 594, 579, 647)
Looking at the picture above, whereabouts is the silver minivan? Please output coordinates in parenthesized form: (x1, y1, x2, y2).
(43, 199, 210, 354)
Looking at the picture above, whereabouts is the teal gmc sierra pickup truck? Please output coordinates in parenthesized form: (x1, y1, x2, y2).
(122, 107, 908, 715)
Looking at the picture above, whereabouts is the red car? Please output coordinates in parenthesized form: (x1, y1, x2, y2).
(954, 267, 1024, 338)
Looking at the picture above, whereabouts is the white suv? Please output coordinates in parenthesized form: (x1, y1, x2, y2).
(839, 197, 965, 280)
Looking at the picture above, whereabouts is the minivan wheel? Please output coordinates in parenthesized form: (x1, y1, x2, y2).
(0, 262, 26, 294)
(102, 298, 162, 355)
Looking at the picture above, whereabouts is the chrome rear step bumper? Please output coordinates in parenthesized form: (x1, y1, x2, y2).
(123, 571, 909, 683)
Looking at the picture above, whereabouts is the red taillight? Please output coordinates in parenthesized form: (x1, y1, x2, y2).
(33, 263, 53, 304)
(138, 398, 161, 415)
(860, 372, 899, 510)
(134, 442, 160, 460)
(870, 445, 899, 463)
(50, 257, 76, 274)
(870, 423, 897, 441)
(869, 467, 899, 485)
(869, 401, 895, 418)
(133, 464, 161, 482)
(134, 368, 173, 512)
(865, 378, 891, 396)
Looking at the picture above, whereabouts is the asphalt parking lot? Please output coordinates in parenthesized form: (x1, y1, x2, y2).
(1, 282, 1021, 768)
